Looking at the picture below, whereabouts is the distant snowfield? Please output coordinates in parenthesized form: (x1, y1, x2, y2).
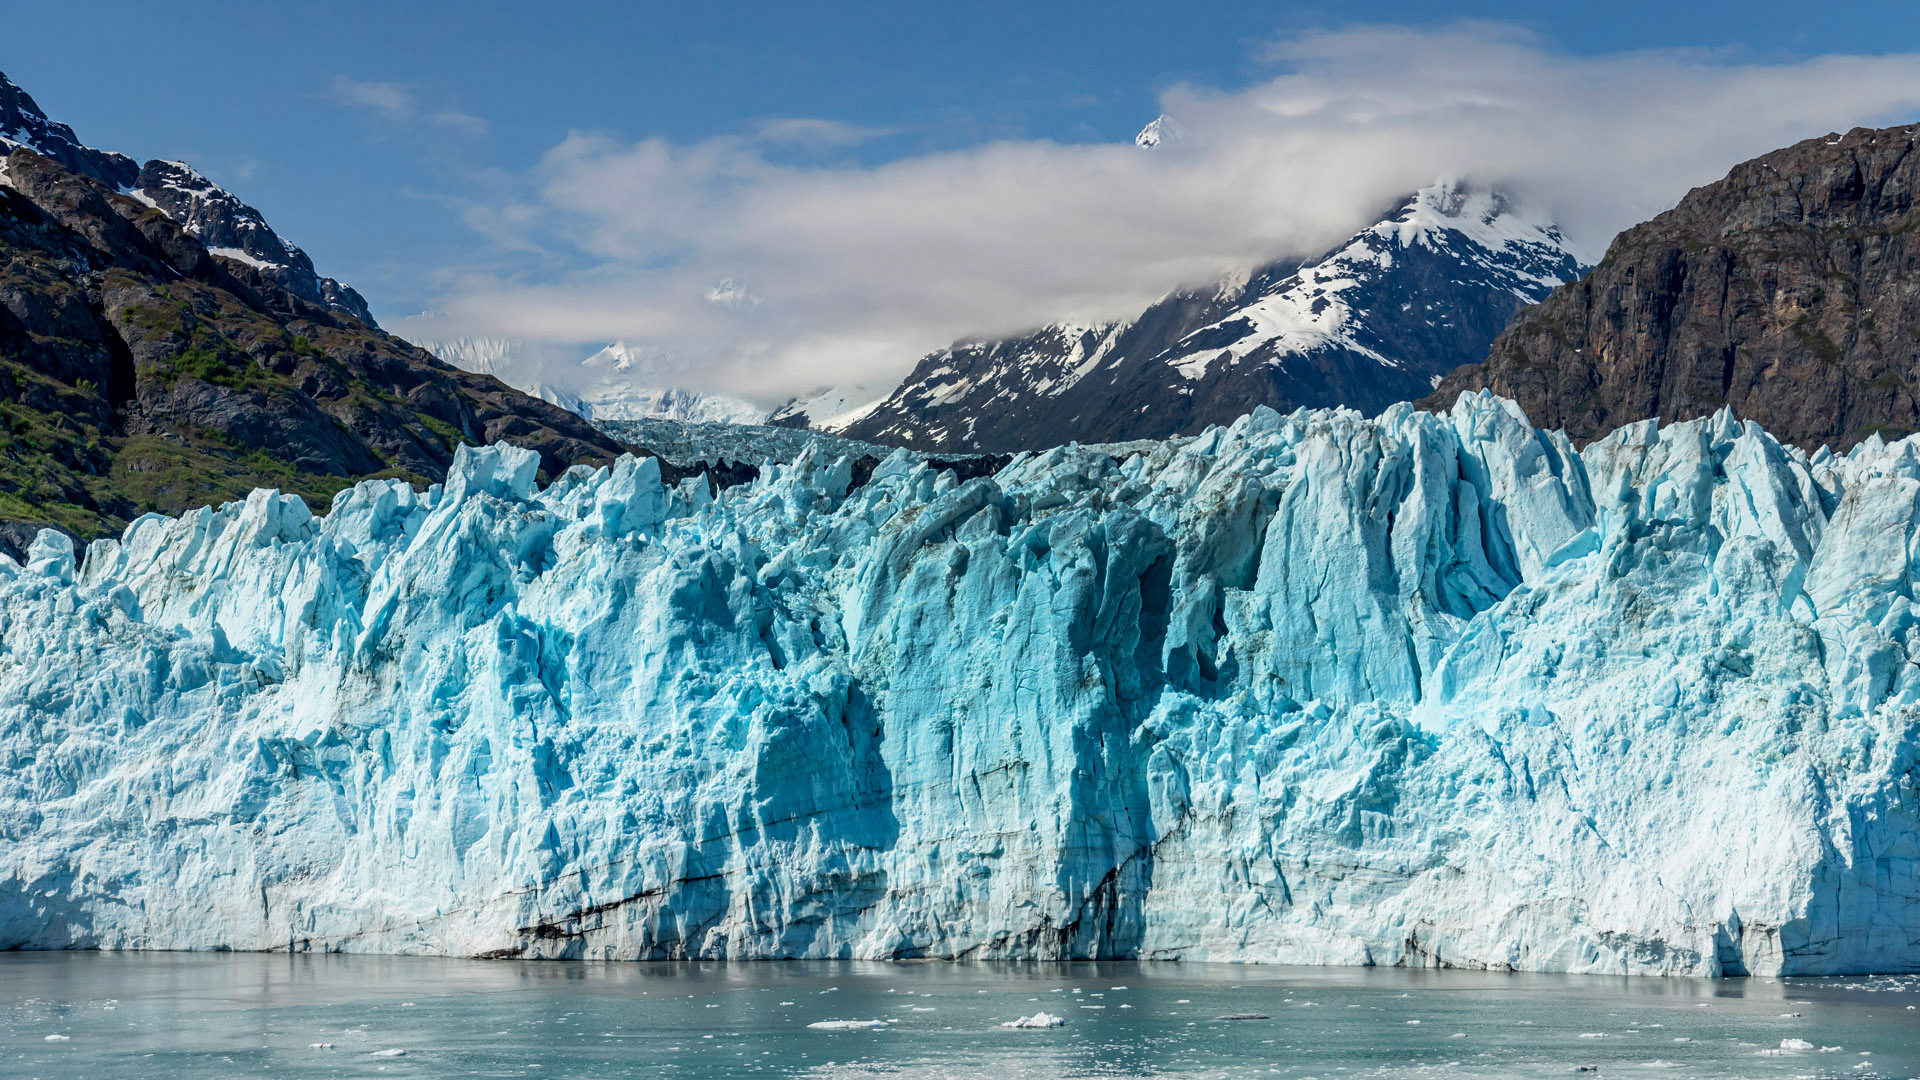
(1, 393, 1918, 975)
(416, 335, 768, 424)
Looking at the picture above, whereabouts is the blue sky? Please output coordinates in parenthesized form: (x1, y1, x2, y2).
(8, 2, 1920, 397)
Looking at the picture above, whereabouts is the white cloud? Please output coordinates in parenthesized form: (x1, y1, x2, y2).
(328, 76, 490, 137)
(327, 76, 414, 114)
(411, 23, 1920, 405)
(753, 117, 895, 145)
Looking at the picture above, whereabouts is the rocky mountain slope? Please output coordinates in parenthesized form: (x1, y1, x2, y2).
(1425, 123, 1920, 451)
(0, 147, 628, 556)
(4, 394, 1917, 975)
(131, 159, 376, 326)
(835, 182, 1585, 452)
(0, 70, 372, 327)
(0, 73, 136, 188)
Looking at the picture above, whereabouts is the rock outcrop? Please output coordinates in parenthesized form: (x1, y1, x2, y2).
(132, 159, 376, 326)
(1426, 123, 1920, 451)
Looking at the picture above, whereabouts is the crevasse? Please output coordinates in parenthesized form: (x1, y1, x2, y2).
(1, 392, 1916, 975)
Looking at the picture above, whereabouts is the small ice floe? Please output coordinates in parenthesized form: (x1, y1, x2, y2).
(372, 1048, 408, 1057)
(807, 1020, 890, 1031)
(910, 1007, 936, 1012)
(1001, 1013, 1066, 1029)
(1110, 986, 1127, 990)
(1635, 1061, 1683, 1069)
(44, 1034, 70, 1042)
(1450, 1033, 1467, 1038)
(1781, 1011, 1801, 1017)
(1578, 1032, 1606, 1039)
(1216, 1013, 1270, 1021)
(1406, 1020, 1422, 1025)
(1781, 1038, 1815, 1050)
(1821, 1046, 1844, 1053)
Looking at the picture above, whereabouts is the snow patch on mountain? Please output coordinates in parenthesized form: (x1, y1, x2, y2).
(133, 160, 302, 270)
(767, 382, 894, 432)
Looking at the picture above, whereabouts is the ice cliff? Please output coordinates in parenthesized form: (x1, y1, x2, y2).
(1, 392, 1916, 976)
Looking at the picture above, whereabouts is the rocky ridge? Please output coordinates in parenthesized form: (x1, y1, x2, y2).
(1425, 123, 1920, 451)
(0, 69, 372, 325)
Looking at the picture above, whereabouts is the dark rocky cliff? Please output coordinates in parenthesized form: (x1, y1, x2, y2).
(1425, 123, 1920, 450)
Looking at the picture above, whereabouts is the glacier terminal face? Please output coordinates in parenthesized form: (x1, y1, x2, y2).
(1, 393, 1916, 975)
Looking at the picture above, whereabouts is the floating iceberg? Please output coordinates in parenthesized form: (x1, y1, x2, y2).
(1, 392, 1917, 976)
(1001, 1013, 1067, 1029)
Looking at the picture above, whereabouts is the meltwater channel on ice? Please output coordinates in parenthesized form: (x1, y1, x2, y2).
(1, 391, 1916, 976)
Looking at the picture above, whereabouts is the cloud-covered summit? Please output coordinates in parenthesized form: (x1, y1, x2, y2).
(405, 24, 1920, 406)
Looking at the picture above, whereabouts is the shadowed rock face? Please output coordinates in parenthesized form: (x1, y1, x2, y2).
(1425, 123, 1920, 451)
(0, 147, 636, 551)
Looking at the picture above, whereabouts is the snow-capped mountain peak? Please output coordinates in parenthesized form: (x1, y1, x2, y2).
(1134, 114, 1180, 149)
(1163, 180, 1578, 382)
(832, 180, 1588, 452)
(415, 335, 767, 425)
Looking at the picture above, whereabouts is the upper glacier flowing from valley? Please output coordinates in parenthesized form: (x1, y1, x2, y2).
(1, 392, 1916, 976)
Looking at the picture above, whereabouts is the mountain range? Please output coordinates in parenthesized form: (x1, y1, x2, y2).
(419, 335, 765, 425)
(826, 181, 1586, 452)
(0, 69, 631, 558)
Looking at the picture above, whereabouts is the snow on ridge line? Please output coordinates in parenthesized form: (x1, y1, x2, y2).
(2, 392, 1918, 976)
(1165, 180, 1577, 381)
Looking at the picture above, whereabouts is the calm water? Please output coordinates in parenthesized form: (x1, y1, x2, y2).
(2, 954, 1916, 1079)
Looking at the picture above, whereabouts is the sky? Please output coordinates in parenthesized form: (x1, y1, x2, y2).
(9, 1, 1920, 404)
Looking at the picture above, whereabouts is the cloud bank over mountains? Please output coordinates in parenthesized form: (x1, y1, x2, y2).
(404, 24, 1920, 403)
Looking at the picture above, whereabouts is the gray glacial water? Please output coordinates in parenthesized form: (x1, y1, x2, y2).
(2, 954, 1916, 1079)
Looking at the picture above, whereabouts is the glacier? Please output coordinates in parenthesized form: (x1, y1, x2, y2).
(1, 392, 1917, 976)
